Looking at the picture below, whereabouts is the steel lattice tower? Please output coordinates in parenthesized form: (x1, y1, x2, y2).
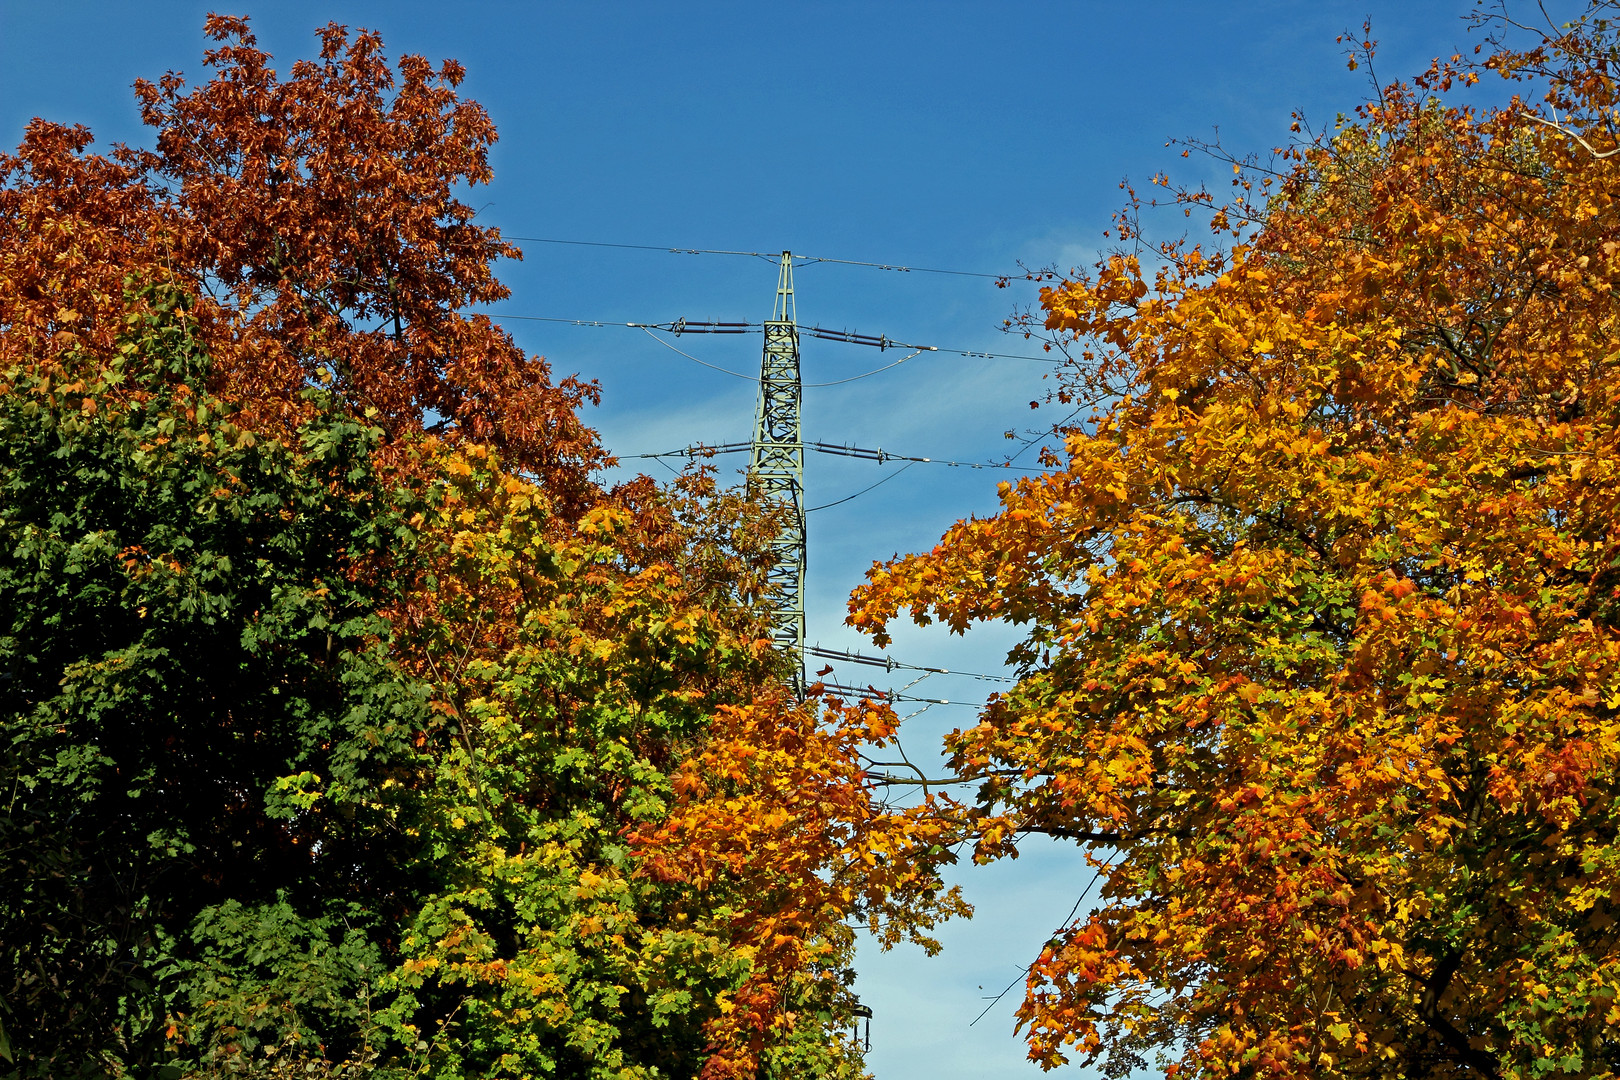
(750, 252, 805, 692)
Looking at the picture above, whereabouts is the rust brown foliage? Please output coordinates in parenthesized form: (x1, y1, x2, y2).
(1, 15, 600, 507)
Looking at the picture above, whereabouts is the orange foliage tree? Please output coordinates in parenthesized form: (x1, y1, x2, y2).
(634, 693, 967, 1080)
(850, 6, 1620, 1078)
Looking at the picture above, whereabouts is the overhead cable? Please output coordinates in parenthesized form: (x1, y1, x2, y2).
(502, 235, 777, 261)
(660, 318, 1063, 365)
(627, 441, 753, 459)
(625, 440, 1045, 473)
(815, 681, 975, 706)
(633, 333, 924, 387)
(805, 462, 914, 513)
(805, 349, 923, 387)
(807, 440, 1044, 472)
(501, 234, 1035, 281)
(805, 644, 1017, 684)
(495, 313, 1063, 365)
(638, 326, 755, 379)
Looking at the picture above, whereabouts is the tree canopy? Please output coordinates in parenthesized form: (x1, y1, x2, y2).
(0, 17, 958, 1080)
(26, 7, 1620, 1080)
(850, 6, 1620, 1078)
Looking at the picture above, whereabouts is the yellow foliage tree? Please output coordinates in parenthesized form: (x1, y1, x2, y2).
(851, 7, 1620, 1078)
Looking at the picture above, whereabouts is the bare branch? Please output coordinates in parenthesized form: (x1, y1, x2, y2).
(1526, 112, 1620, 159)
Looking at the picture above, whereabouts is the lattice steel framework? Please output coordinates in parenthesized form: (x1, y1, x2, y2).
(750, 252, 805, 692)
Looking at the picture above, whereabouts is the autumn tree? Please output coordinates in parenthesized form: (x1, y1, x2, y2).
(0, 16, 955, 1080)
(0, 14, 600, 502)
(850, 5, 1620, 1078)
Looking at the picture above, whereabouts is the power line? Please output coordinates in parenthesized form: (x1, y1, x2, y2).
(809, 440, 1044, 472)
(493, 313, 1064, 365)
(816, 681, 976, 706)
(805, 462, 914, 513)
(796, 254, 1015, 281)
(806, 644, 1017, 684)
(650, 318, 1055, 363)
(809, 441, 961, 464)
(624, 440, 1046, 473)
(808, 329, 1060, 365)
(501, 234, 1040, 281)
(497, 314, 624, 327)
(805, 349, 923, 387)
(626, 441, 754, 458)
(634, 332, 926, 387)
(502, 235, 778, 261)
(639, 326, 754, 379)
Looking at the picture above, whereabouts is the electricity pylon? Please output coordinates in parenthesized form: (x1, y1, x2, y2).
(750, 252, 806, 692)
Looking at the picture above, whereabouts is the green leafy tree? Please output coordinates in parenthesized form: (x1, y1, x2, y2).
(0, 283, 430, 1076)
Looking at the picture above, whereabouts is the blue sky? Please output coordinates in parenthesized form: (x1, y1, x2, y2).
(0, 2, 1530, 1075)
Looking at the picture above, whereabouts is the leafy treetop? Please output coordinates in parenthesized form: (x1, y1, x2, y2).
(851, 6, 1620, 1078)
